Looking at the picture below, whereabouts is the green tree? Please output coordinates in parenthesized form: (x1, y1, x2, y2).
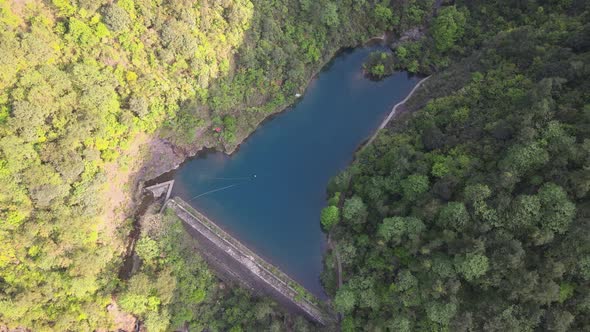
(455, 253, 489, 281)
(388, 316, 412, 332)
(509, 195, 541, 230)
(538, 183, 576, 234)
(342, 196, 368, 224)
(546, 309, 574, 332)
(427, 301, 457, 325)
(500, 142, 549, 176)
(145, 311, 171, 332)
(374, 4, 394, 30)
(396, 270, 418, 292)
(101, 4, 131, 32)
(396, 46, 408, 60)
(370, 64, 385, 77)
(322, 2, 340, 28)
(320, 205, 339, 231)
(378, 216, 406, 241)
(130, 95, 149, 117)
(136, 236, 160, 264)
(438, 202, 470, 230)
(334, 287, 356, 313)
(401, 174, 429, 201)
(432, 6, 466, 51)
(119, 273, 162, 316)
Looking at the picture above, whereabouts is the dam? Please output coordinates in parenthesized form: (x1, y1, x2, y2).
(168, 198, 333, 324)
(146, 177, 333, 324)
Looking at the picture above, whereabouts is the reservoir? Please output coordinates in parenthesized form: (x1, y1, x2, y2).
(171, 47, 419, 297)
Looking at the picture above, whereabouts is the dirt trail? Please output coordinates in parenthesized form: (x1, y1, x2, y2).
(364, 76, 431, 147)
(328, 234, 343, 290)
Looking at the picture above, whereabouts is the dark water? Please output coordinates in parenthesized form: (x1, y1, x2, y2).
(172, 47, 419, 297)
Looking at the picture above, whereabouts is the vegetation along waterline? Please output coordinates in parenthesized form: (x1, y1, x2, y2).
(1, 0, 589, 331)
(169, 47, 419, 298)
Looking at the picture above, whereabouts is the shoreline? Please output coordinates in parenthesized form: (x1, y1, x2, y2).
(363, 75, 431, 148)
(138, 36, 392, 184)
(325, 74, 434, 319)
(118, 33, 398, 292)
(118, 42, 369, 280)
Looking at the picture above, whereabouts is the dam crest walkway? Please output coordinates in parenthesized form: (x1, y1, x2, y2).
(161, 196, 334, 325)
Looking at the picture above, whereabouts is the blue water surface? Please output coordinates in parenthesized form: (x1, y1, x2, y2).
(172, 47, 418, 297)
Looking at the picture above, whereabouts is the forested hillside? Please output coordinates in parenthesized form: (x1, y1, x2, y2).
(324, 1, 590, 331)
(0, 1, 252, 328)
(0, 0, 441, 330)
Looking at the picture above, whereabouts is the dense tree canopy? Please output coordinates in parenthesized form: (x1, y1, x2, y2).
(324, 1, 590, 331)
(0, 0, 255, 328)
(431, 6, 466, 52)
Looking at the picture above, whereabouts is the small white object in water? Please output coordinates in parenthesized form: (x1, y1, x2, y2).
(254, 174, 257, 178)
(295, 93, 301, 98)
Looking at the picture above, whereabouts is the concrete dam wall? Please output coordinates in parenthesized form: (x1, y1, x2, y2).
(162, 197, 334, 325)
